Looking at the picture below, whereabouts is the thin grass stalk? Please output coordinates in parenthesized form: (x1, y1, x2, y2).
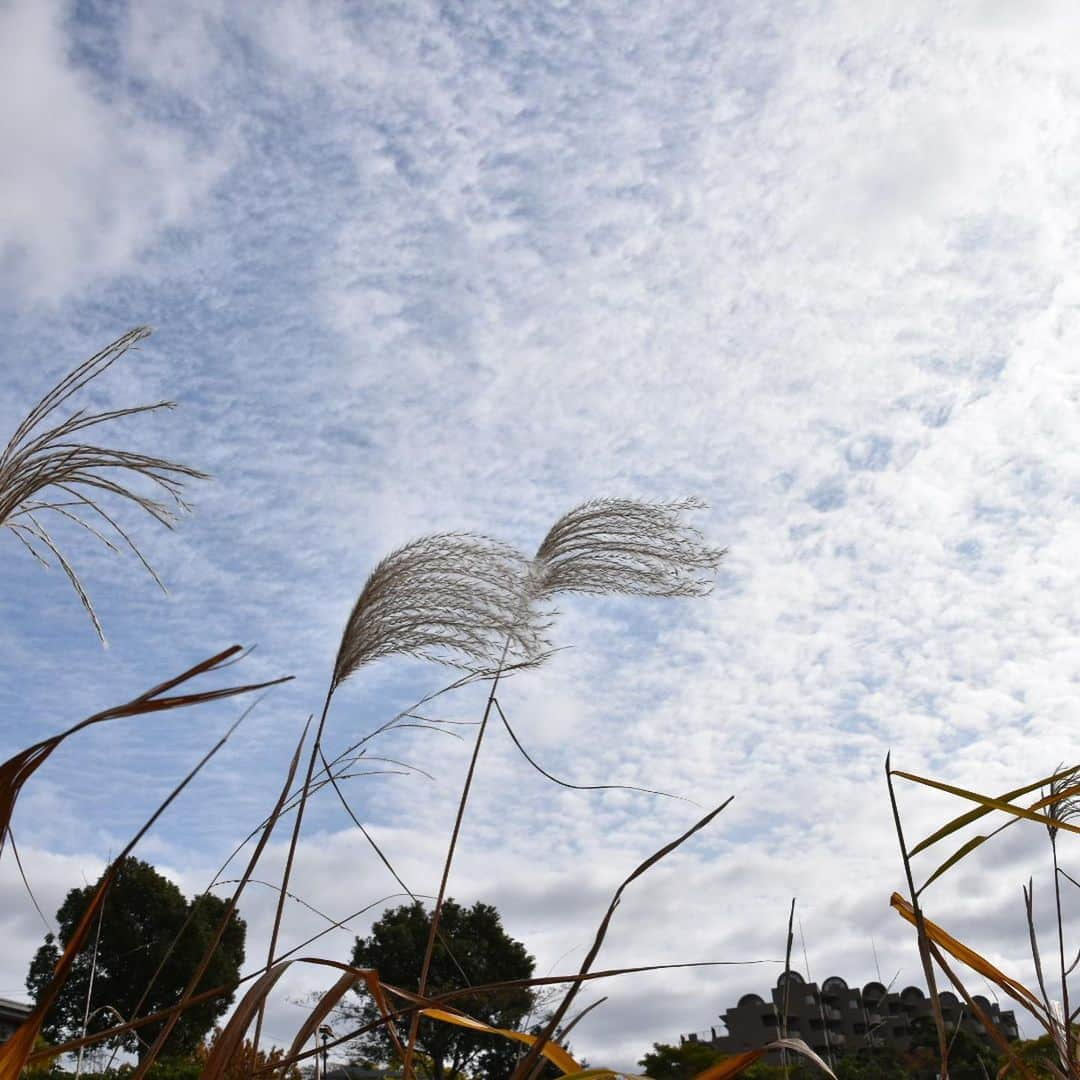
(130, 717, 312, 1078)
(74, 890, 107, 1080)
(885, 754, 950, 1079)
(316, 747, 475, 988)
(926, 941, 1040, 1080)
(0, 705, 252, 1080)
(267, 957, 775, 1074)
(404, 638, 512, 1080)
(780, 899, 795, 1080)
(251, 693, 330, 1058)
(493, 698, 693, 804)
(1051, 832, 1073, 1067)
(511, 799, 733, 1080)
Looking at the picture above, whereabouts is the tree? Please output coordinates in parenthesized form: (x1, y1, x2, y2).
(25, 856, 245, 1061)
(347, 899, 536, 1080)
(904, 1015, 1001, 1080)
(639, 1041, 726, 1080)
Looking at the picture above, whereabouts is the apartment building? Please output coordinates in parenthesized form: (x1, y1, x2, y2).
(683, 972, 1018, 1065)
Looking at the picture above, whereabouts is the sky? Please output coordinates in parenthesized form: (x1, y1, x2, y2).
(2, 0, 1080, 1072)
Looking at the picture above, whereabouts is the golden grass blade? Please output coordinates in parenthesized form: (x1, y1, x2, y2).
(917, 835, 993, 896)
(691, 1049, 765, 1080)
(898, 767, 1080, 855)
(419, 1007, 582, 1075)
(890, 893, 1048, 1023)
(691, 1038, 836, 1080)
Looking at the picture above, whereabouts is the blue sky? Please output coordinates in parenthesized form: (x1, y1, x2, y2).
(3, 0, 1080, 1071)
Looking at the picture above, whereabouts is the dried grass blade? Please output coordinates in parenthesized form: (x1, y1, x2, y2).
(0, 649, 290, 850)
(898, 768, 1080, 853)
(200, 964, 293, 1080)
(917, 835, 992, 896)
(926, 940, 1041, 1080)
(130, 715, 310, 1077)
(419, 1008, 582, 1075)
(511, 798, 733, 1080)
(0, 709, 247, 1080)
(890, 893, 1047, 1023)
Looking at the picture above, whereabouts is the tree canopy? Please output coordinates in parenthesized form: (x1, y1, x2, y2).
(25, 856, 245, 1060)
(347, 899, 536, 1080)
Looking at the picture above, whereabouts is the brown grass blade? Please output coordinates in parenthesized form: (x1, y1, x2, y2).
(129, 716, 311, 1077)
(199, 965, 293, 1080)
(0, 695, 257, 1080)
(0, 645, 291, 849)
(926, 940, 1041, 1080)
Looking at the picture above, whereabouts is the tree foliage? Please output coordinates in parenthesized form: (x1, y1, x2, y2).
(25, 857, 245, 1060)
(347, 899, 535, 1080)
(639, 1041, 726, 1080)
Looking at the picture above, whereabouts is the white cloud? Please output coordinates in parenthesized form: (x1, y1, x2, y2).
(0, 0, 227, 302)
(4, 0, 1080, 1073)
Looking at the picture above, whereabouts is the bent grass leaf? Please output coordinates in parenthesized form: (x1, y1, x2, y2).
(917, 781, 1080, 894)
(0, 648, 290, 1080)
(419, 1008, 582, 1075)
(907, 766, 1080, 857)
(917, 834, 992, 896)
(890, 893, 1047, 1024)
(0, 645, 291, 847)
(891, 770, 1080, 847)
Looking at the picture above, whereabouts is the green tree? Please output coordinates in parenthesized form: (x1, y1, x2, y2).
(834, 1044, 907, 1080)
(904, 1016, 1001, 1080)
(639, 1041, 726, 1080)
(347, 900, 535, 1080)
(25, 857, 245, 1061)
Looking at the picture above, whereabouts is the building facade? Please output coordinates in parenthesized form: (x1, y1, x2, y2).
(683, 972, 1018, 1065)
(0, 998, 32, 1044)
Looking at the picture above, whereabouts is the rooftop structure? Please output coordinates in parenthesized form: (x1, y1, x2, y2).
(683, 972, 1018, 1066)
(0, 998, 32, 1045)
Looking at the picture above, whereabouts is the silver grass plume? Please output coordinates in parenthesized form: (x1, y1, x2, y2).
(330, 532, 548, 690)
(531, 496, 726, 599)
(0, 327, 207, 640)
(1045, 764, 1080, 842)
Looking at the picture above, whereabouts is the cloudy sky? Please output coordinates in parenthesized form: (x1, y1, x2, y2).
(3, 0, 1080, 1072)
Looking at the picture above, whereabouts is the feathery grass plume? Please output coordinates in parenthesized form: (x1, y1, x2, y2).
(331, 532, 547, 689)
(530, 497, 725, 599)
(0, 327, 207, 640)
(406, 500, 725, 1080)
(258, 533, 546, 1054)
